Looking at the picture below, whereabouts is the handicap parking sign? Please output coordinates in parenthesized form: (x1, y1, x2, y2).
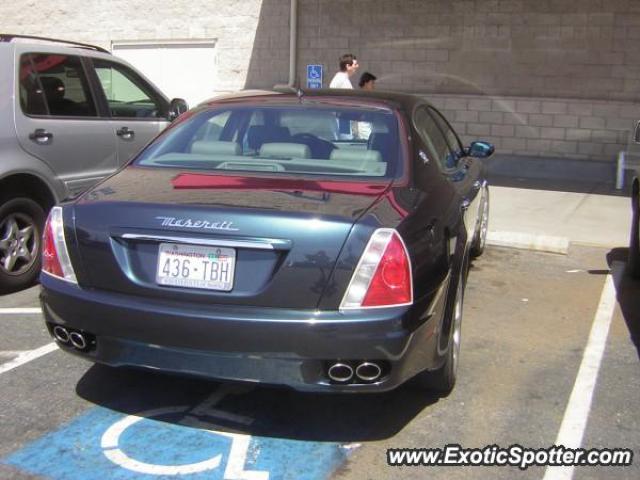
(307, 64, 323, 89)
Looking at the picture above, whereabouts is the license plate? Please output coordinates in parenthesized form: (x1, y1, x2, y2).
(156, 243, 236, 291)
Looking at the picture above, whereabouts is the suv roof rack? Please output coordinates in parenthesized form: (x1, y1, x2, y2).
(0, 34, 110, 54)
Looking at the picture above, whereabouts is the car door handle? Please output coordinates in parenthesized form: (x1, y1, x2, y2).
(28, 129, 53, 144)
(116, 127, 135, 139)
(461, 199, 471, 211)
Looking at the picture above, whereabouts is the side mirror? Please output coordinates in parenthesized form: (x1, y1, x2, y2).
(168, 98, 188, 121)
(468, 141, 495, 158)
(634, 120, 640, 144)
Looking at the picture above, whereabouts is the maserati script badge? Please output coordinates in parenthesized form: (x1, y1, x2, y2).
(156, 216, 239, 231)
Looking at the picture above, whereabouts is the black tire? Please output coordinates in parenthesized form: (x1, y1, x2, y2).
(628, 180, 640, 278)
(0, 197, 46, 293)
(470, 187, 489, 258)
(412, 266, 465, 395)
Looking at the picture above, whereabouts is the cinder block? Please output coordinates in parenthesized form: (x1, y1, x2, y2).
(467, 123, 491, 136)
(550, 140, 578, 154)
(542, 102, 568, 114)
(515, 100, 541, 114)
(456, 110, 480, 123)
(491, 99, 516, 113)
(526, 139, 552, 152)
(553, 115, 579, 128)
(568, 103, 594, 116)
(529, 114, 554, 127)
(479, 111, 504, 124)
(491, 124, 515, 137)
(468, 98, 492, 111)
(516, 125, 541, 139)
(579, 117, 606, 129)
(541, 127, 566, 140)
(566, 129, 592, 141)
(577, 142, 604, 155)
(501, 138, 527, 150)
(445, 98, 468, 110)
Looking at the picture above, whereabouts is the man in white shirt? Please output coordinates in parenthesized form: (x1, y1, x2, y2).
(329, 53, 359, 89)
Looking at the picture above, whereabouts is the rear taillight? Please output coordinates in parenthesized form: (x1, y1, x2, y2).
(42, 206, 77, 283)
(340, 229, 413, 310)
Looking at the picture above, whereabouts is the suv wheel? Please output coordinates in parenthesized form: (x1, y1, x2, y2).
(0, 198, 46, 293)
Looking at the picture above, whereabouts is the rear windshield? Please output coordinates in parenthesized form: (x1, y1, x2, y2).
(135, 104, 402, 178)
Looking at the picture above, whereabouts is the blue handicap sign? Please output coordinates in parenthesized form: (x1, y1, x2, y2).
(307, 64, 323, 89)
(2, 405, 350, 480)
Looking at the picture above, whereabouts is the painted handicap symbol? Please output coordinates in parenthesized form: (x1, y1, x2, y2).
(309, 66, 321, 79)
(101, 386, 268, 479)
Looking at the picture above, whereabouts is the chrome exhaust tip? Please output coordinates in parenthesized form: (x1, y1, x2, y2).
(69, 331, 87, 350)
(327, 363, 354, 383)
(355, 362, 382, 382)
(52, 326, 70, 344)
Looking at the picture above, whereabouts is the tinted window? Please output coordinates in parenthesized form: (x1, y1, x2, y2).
(93, 59, 165, 119)
(429, 107, 463, 158)
(19, 53, 97, 117)
(414, 106, 454, 170)
(136, 105, 401, 178)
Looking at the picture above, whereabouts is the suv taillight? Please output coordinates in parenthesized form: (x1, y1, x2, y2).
(42, 206, 77, 283)
(340, 229, 413, 310)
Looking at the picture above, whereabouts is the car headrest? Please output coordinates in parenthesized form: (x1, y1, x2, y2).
(247, 125, 291, 151)
(39, 76, 66, 101)
(329, 149, 383, 163)
(190, 141, 241, 156)
(259, 142, 311, 159)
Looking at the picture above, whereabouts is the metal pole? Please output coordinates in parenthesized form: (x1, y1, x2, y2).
(289, 0, 298, 86)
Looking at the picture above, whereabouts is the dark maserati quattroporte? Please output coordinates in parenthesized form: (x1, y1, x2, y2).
(40, 89, 493, 393)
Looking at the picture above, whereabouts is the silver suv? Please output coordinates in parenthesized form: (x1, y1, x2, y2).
(0, 34, 187, 292)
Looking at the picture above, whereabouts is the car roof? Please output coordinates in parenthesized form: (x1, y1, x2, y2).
(199, 88, 428, 114)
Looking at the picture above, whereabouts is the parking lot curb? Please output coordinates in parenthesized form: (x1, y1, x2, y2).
(487, 231, 570, 255)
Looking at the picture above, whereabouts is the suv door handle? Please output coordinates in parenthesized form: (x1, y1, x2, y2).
(116, 127, 135, 139)
(28, 129, 53, 144)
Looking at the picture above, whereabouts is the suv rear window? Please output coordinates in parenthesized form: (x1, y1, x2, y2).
(135, 105, 402, 178)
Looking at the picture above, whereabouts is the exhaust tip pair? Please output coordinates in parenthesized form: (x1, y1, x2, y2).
(52, 325, 91, 350)
(327, 361, 383, 384)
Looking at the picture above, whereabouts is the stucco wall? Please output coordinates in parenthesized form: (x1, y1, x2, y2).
(0, 0, 264, 94)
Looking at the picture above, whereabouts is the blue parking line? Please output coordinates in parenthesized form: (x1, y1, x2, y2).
(3, 406, 349, 479)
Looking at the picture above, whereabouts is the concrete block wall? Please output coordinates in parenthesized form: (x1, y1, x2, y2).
(428, 94, 640, 161)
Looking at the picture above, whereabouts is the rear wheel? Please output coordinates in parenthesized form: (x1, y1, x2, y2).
(0, 197, 46, 293)
(412, 266, 465, 395)
(628, 180, 640, 278)
(470, 187, 489, 258)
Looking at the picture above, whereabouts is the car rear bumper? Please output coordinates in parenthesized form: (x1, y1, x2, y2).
(40, 274, 446, 393)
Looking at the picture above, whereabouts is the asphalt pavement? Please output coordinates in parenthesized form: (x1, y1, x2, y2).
(0, 181, 638, 480)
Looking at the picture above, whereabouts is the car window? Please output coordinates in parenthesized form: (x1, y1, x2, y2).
(92, 59, 165, 119)
(136, 105, 401, 179)
(19, 53, 97, 117)
(429, 107, 464, 160)
(413, 106, 456, 170)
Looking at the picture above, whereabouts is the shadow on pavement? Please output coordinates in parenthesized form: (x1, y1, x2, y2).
(484, 154, 629, 196)
(606, 247, 640, 360)
(75, 364, 438, 443)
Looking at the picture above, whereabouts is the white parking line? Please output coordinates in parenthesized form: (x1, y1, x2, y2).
(542, 274, 617, 480)
(0, 308, 42, 315)
(0, 343, 58, 375)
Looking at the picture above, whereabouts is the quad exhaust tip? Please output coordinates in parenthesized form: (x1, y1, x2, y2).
(327, 361, 384, 383)
(69, 331, 87, 350)
(355, 362, 382, 382)
(52, 326, 70, 344)
(327, 363, 354, 383)
(50, 324, 93, 351)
